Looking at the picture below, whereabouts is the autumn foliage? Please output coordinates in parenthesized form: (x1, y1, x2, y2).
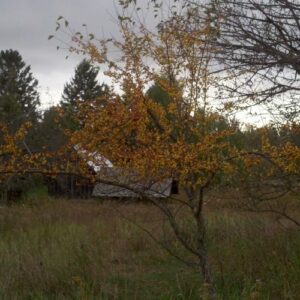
(1, 1, 300, 297)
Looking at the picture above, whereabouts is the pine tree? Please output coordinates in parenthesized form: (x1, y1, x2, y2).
(61, 59, 107, 106)
(0, 94, 22, 128)
(61, 59, 108, 131)
(0, 50, 41, 201)
(0, 49, 40, 128)
(146, 81, 172, 109)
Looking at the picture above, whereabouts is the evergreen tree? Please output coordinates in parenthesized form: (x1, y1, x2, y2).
(0, 49, 40, 128)
(0, 50, 41, 201)
(146, 81, 172, 109)
(61, 59, 107, 107)
(34, 107, 67, 152)
(0, 94, 22, 128)
(61, 59, 108, 131)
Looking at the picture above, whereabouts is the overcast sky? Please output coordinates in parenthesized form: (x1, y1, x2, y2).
(0, 0, 125, 109)
(0, 0, 270, 125)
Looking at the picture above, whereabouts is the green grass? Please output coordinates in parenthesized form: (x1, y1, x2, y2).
(0, 199, 299, 299)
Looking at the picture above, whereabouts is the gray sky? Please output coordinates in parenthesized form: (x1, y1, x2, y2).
(0, 0, 123, 109)
(0, 0, 270, 125)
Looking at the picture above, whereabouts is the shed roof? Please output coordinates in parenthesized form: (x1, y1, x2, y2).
(92, 169, 172, 198)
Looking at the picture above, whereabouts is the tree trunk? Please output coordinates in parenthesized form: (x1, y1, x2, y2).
(198, 250, 216, 299)
(195, 188, 217, 299)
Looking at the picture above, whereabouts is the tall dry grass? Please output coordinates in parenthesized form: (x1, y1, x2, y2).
(0, 199, 299, 299)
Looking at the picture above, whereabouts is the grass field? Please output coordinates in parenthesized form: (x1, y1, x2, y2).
(0, 198, 299, 299)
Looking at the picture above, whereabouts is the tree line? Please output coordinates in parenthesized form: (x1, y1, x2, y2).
(0, 45, 299, 199)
